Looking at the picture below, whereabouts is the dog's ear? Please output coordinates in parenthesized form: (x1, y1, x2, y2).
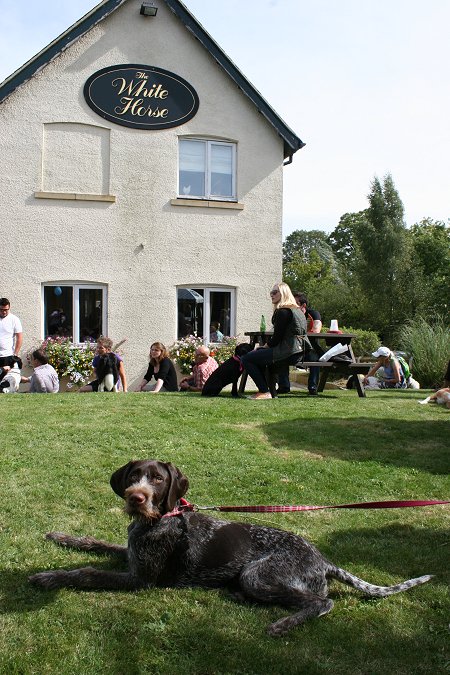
(110, 461, 136, 498)
(235, 343, 252, 357)
(163, 462, 189, 512)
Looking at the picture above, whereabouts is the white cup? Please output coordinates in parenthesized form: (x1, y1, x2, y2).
(330, 319, 339, 331)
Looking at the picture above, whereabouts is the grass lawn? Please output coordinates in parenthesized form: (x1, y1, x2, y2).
(0, 389, 449, 675)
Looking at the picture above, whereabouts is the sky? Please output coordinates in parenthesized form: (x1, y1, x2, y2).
(0, 0, 448, 237)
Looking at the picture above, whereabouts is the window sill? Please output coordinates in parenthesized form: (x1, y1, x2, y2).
(34, 191, 116, 202)
(170, 198, 244, 210)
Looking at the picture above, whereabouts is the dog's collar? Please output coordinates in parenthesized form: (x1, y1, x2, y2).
(232, 355, 244, 372)
(162, 498, 194, 518)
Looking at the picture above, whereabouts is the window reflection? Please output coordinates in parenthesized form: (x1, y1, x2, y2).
(44, 285, 105, 343)
(177, 287, 233, 342)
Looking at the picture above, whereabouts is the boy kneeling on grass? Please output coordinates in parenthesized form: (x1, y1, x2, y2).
(79, 337, 127, 393)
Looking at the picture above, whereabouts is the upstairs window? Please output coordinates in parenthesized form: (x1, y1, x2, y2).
(178, 139, 236, 200)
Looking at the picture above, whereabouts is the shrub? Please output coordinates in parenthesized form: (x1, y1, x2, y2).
(169, 335, 244, 374)
(335, 326, 380, 358)
(210, 337, 240, 364)
(398, 317, 449, 388)
(168, 335, 204, 375)
(27, 337, 95, 387)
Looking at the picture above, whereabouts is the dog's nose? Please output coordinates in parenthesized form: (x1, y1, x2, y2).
(128, 492, 146, 505)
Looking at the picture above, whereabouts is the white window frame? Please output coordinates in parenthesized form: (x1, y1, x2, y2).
(178, 138, 237, 201)
(41, 283, 108, 343)
(177, 286, 236, 343)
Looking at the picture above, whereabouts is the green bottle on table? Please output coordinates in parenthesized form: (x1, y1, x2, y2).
(260, 315, 266, 334)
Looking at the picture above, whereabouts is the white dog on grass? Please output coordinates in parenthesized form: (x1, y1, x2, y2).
(0, 357, 22, 393)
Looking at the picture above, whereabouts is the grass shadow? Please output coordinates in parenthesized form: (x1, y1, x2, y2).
(263, 417, 449, 474)
(316, 522, 449, 581)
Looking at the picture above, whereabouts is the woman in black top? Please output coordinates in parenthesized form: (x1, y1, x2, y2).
(241, 282, 307, 399)
(138, 342, 178, 392)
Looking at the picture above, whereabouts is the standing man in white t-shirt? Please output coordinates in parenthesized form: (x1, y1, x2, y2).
(0, 298, 23, 369)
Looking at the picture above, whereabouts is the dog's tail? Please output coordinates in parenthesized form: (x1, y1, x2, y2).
(328, 566, 432, 597)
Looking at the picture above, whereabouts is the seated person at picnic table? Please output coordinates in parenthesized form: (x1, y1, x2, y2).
(277, 291, 322, 395)
(137, 342, 178, 392)
(179, 345, 218, 392)
(241, 281, 308, 400)
(22, 349, 59, 393)
(363, 346, 407, 389)
(79, 337, 127, 392)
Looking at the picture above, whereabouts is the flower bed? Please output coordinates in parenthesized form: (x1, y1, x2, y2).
(169, 335, 242, 375)
(27, 337, 95, 389)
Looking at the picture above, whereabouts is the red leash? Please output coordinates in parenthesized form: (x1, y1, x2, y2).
(165, 498, 449, 516)
(205, 499, 449, 513)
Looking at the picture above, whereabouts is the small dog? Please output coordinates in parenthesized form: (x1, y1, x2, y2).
(202, 343, 252, 397)
(96, 353, 118, 392)
(419, 387, 450, 409)
(0, 356, 23, 393)
(29, 460, 432, 636)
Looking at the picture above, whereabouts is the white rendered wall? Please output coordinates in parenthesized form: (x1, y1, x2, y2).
(0, 0, 284, 385)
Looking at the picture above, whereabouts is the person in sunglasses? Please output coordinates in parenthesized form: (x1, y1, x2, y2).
(241, 282, 309, 399)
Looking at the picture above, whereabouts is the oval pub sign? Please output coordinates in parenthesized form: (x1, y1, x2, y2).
(83, 64, 199, 130)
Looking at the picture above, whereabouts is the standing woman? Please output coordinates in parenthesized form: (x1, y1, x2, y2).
(241, 282, 309, 399)
(138, 342, 178, 393)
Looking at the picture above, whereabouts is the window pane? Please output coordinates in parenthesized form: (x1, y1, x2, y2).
(177, 288, 204, 338)
(179, 140, 206, 197)
(79, 288, 103, 342)
(210, 144, 233, 197)
(209, 291, 231, 341)
(44, 286, 73, 339)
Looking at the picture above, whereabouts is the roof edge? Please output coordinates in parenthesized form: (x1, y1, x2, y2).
(0, 0, 127, 105)
(165, 0, 305, 158)
(0, 0, 305, 158)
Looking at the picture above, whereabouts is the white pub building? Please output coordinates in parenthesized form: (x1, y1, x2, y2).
(0, 0, 304, 385)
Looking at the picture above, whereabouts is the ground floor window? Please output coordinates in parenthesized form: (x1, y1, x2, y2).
(177, 287, 235, 342)
(43, 284, 107, 342)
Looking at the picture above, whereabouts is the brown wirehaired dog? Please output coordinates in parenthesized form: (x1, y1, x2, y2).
(30, 460, 432, 636)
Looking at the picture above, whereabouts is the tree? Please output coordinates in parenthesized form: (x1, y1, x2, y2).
(409, 218, 450, 321)
(283, 248, 335, 293)
(283, 229, 334, 265)
(352, 174, 416, 339)
(328, 211, 367, 270)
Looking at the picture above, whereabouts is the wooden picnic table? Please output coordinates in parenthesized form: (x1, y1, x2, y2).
(240, 331, 373, 398)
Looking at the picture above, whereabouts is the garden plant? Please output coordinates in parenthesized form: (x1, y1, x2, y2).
(169, 335, 240, 374)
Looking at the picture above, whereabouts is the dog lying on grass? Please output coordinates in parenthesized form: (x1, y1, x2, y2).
(202, 342, 252, 397)
(29, 460, 432, 636)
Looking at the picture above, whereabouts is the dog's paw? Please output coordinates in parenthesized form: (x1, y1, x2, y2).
(29, 570, 67, 589)
(267, 617, 292, 637)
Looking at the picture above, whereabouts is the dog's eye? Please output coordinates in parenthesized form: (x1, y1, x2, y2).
(152, 475, 164, 483)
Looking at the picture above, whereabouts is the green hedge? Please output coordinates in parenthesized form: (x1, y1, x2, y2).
(330, 326, 380, 358)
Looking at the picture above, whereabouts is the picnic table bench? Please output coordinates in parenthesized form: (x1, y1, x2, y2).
(240, 331, 374, 398)
(298, 360, 373, 397)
